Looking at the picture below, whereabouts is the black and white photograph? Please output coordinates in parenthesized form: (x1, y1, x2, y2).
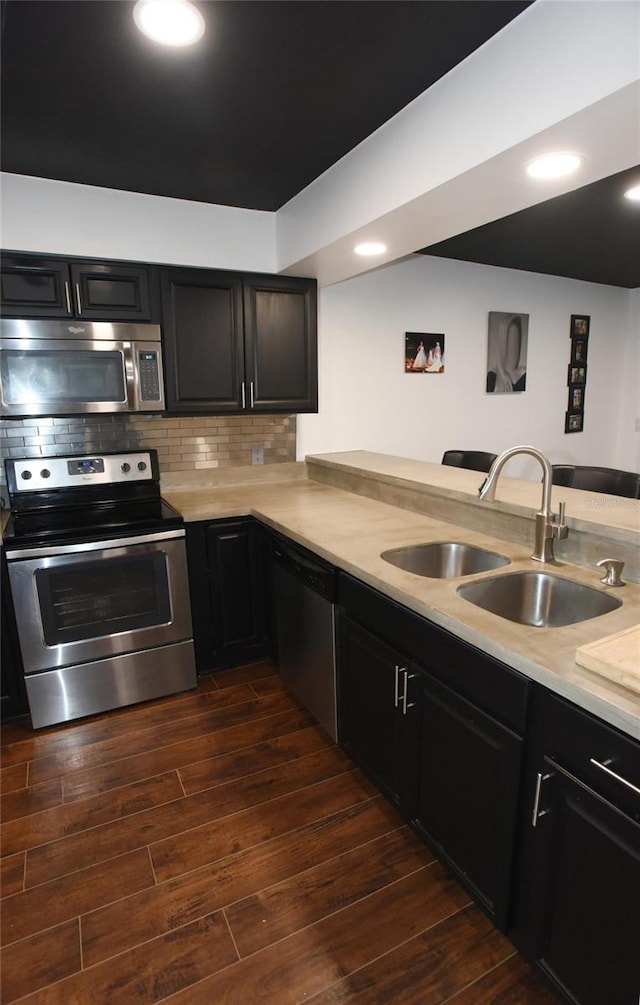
(571, 314, 590, 338)
(565, 411, 584, 434)
(569, 385, 585, 410)
(405, 332, 445, 373)
(568, 364, 587, 386)
(486, 311, 528, 393)
(571, 337, 588, 364)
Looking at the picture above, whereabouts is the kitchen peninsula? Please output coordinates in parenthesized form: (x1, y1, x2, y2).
(163, 449, 640, 740)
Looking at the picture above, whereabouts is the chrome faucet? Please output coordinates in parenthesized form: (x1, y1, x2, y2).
(478, 445, 568, 563)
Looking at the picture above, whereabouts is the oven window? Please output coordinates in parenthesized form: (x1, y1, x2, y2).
(1, 349, 126, 404)
(35, 553, 172, 645)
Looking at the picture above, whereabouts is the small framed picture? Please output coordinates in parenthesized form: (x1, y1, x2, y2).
(571, 337, 588, 364)
(569, 385, 585, 411)
(565, 411, 584, 434)
(571, 314, 590, 338)
(568, 364, 587, 386)
(404, 332, 445, 373)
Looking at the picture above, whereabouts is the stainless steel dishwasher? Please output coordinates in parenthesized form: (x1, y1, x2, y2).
(273, 536, 337, 741)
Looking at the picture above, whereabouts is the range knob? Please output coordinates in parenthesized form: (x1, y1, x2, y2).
(121, 462, 131, 473)
(40, 468, 51, 479)
(137, 461, 147, 472)
(20, 470, 32, 480)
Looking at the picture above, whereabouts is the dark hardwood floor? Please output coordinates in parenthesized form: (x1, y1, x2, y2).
(0, 662, 561, 1004)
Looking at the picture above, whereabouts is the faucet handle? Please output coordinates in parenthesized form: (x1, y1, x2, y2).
(557, 501, 566, 524)
(597, 558, 626, 587)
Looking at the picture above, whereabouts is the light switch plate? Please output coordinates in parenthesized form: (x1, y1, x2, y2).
(251, 445, 264, 465)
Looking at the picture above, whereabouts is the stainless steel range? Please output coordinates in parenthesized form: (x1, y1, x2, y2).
(3, 450, 196, 728)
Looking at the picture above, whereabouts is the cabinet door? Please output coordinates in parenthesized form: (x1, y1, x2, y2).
(161, 268, 245, 413)
(243, 275, 317, 412)
(528, 761, 640, 1005)
(206, 520, 267, 669)
(1, 552, 28, 720)
(415, 673, 522, 930)
(1, 254, 72, 317)
(70, 262, 156, 320)
(338, 615, 418, 815)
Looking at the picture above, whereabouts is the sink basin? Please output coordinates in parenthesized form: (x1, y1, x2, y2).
(457, 570, 622, 627)
(380, 541, 510, 579)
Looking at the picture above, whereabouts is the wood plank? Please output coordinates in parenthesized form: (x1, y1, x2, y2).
(249, 676, 289, 696)
(1, 848, 155, 947)
(82, 796, 405, 968)
(444, 953, 563, 1004)
(0, 762, 27, 794)
(24, 747, 353, 887)
(14, 912, 237, 1005)
(213, 661, 278, 688)
(159, 863, 471, 1004)
(1, 771, 184, 857)
(0, 777, 62, 823)
(0, 852, 25, 899)
(305, 905, 513, 1005)
(151, 769, 379, 883)
(28, 689, 302, 786)
(61, 707, 314, 802)
(178, 724, 332, 795)
(226, 825, 434, 957)
(0, 919, 81, 1003)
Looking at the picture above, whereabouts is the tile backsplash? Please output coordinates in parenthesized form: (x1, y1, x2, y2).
(0, 413, 296, 489)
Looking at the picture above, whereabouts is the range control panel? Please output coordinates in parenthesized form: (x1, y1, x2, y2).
(9, 452, 155, 492)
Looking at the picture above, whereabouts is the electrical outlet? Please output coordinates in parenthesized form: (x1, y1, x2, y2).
(251, 445, 264, 465)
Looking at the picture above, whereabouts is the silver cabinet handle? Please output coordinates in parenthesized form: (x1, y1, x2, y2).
(401, 670, 416, 716)
(249, 381, 254, 408)
(241, 382, 246, 409)
(64, 280, 72, 314)
(590, 758, 640, 796)
(532, 771, 553, 826)
(394, 665, 406, 708)
(75, 282, 83, 314)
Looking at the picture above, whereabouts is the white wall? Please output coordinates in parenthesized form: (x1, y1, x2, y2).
(298, 255, 638, 479)
(0, 174, 276, 273)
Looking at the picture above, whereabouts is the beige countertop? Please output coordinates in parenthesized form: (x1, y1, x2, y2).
(164, 453, 640, 740)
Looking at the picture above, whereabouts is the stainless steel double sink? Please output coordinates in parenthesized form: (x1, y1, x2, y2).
(380, 541, 622, 628)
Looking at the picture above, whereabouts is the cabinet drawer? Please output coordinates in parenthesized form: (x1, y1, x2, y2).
(338, 572, 529, 733)
(531, 686, 640, 821)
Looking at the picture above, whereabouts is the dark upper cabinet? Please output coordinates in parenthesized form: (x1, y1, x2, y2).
(161, 267, 317, 414)
(1, 253, 159, 321)
(161, 268, 245, 413)
(414, 672, 523, 931)
(243, 274, 317, 412)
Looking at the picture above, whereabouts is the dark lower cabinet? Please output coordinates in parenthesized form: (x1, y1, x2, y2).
(1, 551, 28, 720)
(526, 761, 640, 1005)
(186, 518, 268, 673)
(414, 672, 523, 931)
(338, 616, 419, 817)
(513, 687, 640, 1005)
(337, 589, 524, 932)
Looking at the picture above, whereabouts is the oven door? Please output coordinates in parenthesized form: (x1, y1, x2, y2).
(0, 337, 164, 416)
(6, 530, 192, 674)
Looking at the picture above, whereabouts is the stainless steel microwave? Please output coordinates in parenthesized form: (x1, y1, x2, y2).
(0, 319, 165, 417)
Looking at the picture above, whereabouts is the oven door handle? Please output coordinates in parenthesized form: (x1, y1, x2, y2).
(5, 527, 185, 560)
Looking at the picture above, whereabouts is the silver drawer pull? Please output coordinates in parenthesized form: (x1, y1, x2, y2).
(589, 758, 640, 797)
(532, 771, 553, 827)
(401, 670, 416, 715)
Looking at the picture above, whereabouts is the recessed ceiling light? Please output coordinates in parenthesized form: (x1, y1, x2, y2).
(354, 242, 387, 256)
(134, 0, 205, 46)
(624, 185, 640, 202)
(526, 152, 583, 180)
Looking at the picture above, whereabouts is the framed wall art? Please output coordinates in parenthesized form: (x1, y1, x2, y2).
(571, 314, 590, 338)
(568, 364, 587, 386)
(405, 332, 445, 373)
(565, 313, 590, 434)
(486, 311, 528, 392)
(565, 411, 584, 434)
